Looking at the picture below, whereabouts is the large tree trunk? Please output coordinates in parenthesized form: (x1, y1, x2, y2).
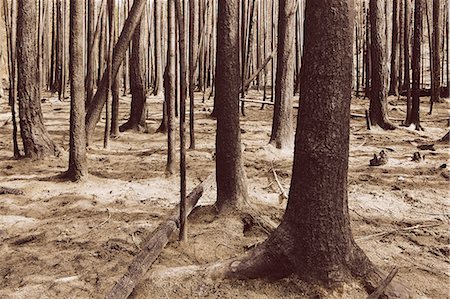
(429, 0, 441, 114)
(388, 0, 399, 96)
(214, 0, 248, 213)
(66, 0, 87, 181)
(85, 0, 148, 144)
(269, 0, 295, 149)
(406, 0, 423, 130)
(17, 0, 57, 159)
(120, 17, 147, 132)
(369, 0, 395, 130)
(220, 1, 408, 298)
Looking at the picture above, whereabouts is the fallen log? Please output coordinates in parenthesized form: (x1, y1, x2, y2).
(105, 173, 215, 299)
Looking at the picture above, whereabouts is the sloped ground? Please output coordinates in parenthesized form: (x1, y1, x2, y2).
(0, 91, 448, 298)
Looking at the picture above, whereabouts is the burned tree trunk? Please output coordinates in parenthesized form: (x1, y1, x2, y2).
(66, 0, 87, 181)
(218, 2, 408, 297)
(269, 0, 295, 149)
(429, 0, 441, 114)
(17, 0, 57, 159)
(120, 17, 147, 132)
(369, 0, 395, 129)
(86, 0, 95, 107)
(214, 0, 249, 212)
(85, 0, 149, 144)
(388, 0, 399, 96)
(404, 0, 412, 123)
(165, 0, 176, 174)
(406, 0, 423, 130)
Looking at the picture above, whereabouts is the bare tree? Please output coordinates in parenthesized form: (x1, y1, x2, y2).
(66, 0, 87, 181)
(429, 0, 441, 114)
(120, 17, 147, 132)
(17, 0, 57, 159)
(369, 0, 395, 129)
(269, 0, 295, 149)
(406, 0, 424, 130)
(388, 0, 399, 96)
(215, 2, 408, 297)
(85, 0, 149, 144)
(165, 0, 176, 174)
(215, 0, 249, 212)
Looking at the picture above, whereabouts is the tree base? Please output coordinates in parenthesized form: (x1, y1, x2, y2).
(213, 234, 409, 298)
(119, 121, 148, 133)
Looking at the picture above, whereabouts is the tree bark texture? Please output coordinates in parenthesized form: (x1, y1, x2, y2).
(269, 0, 295, 149)
(120, 17, 147, 132)
(369, 0, 395, 130)
(67, 0, 87, 180)
(215, 0, 248, 212)
(17, 0, 57, 159)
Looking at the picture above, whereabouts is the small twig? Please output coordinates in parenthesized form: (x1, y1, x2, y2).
(356, 223, 441, 241)
(352, 136, 367, 151)
(95, 208, 111, 228)
(131, 233, 141, 250)
(366, 267, 399, 299)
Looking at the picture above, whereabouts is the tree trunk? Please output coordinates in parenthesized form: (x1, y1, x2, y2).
(67, 0, 87, 181)
(165, 0, 176, 174)
(220, 2, 408, 297)
(404, 0, 412, 123)
(369, 0, 395, 130)
(17, 0, 57, 159)
(406, 0, 423, 130)
(429, 0, 441, 114)
(188, 0, 198, 150)
(365, 4, 371, 99)
(388, 0, 399, 96)
(120, 17, 147, 132)
(269, 0, 295, 149)
(215, 0, 248, 213)
(86, 0, 95, 107)
(85, 0, 149, 144)
(153, 0, 163, 96)
(174, 0, 188, 242)
(3, 0, 20, 158)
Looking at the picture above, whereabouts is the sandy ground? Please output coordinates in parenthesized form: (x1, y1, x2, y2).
(0, 90, 448, 299)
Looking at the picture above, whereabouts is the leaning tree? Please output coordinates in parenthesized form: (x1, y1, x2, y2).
(214, 1, 408, 297)
(17, 0, 57, 159)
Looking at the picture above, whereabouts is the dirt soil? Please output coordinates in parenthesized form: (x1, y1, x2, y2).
(0, 91, 448, 299)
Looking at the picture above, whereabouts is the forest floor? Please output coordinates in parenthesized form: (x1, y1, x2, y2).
(0, 90, 448, 299)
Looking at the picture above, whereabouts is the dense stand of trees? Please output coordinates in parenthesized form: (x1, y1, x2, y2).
(0, 0, 449, 297)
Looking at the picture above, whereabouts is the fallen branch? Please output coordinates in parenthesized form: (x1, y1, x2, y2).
(356, 223, 441, 241)
(239, 98, 299, 108)
(366, 267, 399, 299)
(0, 186, 23, 195)
(270, 162, 288, 204)
(240, 48, 276, 93)
(105, 173, 215, 299)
